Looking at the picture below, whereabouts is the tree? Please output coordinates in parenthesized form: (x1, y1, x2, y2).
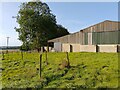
(15, 1, 69, 51)
(56, 25, 69, 38)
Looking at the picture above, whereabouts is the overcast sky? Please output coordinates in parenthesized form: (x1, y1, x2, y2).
(0, 1, 118, 46)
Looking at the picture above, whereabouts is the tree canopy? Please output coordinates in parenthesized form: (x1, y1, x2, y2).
(15, 1, 69, 51)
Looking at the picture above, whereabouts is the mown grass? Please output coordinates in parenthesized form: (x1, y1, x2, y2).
(0, 52, 119, 89)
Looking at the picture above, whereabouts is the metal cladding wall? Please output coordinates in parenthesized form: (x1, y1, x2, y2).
(92, 31, 120, 45)
(84, 31, 120, 45)
(84, 33, 88, 45)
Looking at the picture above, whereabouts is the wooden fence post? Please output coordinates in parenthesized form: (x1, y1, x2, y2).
(6, 50, 8, 54)
(66, 52, 70, 68)
(40, 53, 42, 78)
(2, 52, 4, 60)
(47, 43, 49, 52)
(96, 45, 99, 53)
(45, 51, 48, 65)
(6, 47, 9, 60)
(117, 45, 119, 53)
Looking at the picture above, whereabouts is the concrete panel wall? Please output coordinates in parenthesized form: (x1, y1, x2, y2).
(71, 44, 81, 52)
(80, 45, 96, 52)
(60, 43, 119, 53)
(62, 44, 70, 52)
(98, 45, 117, 52)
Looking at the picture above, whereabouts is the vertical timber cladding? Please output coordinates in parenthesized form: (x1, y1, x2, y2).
(68, 32, 81, 44)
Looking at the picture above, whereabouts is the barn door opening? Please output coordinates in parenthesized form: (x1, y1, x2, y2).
(70, 45, 73, 52)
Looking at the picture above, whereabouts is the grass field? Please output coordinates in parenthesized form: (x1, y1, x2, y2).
(0, 52, 119, 89)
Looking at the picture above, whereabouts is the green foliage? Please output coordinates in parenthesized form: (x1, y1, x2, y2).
(1, 52, 119, 89)
(56, 25, 69, 38)
(15, 1, 69, 51)
(16, 1, 57, 49)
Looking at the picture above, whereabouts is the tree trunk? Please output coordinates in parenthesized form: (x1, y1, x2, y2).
(37, 48, 40, 52)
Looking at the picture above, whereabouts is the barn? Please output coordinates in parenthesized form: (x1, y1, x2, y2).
(48, 20, 120, 52)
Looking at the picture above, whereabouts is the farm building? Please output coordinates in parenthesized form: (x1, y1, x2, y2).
(48, 20, 120, 52)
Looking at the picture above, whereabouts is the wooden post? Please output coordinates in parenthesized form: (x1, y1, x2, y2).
(45, 51, 48, 65)
(96, 45, 99, 53)
(6, 50, 8, 54)
(40, 53, 42, 78)
(2, 51, 4, 60)
(66, 52, 70, 68)
(117, 45, 119, 53)
(7, 51, 9, 60)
